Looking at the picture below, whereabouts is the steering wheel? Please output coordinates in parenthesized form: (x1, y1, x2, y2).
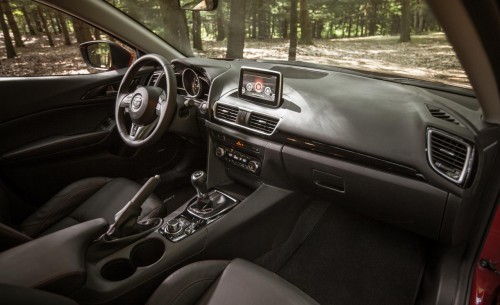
(115, 54, 176, 147)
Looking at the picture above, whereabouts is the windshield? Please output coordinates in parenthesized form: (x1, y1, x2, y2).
(105, 0, 470, 89)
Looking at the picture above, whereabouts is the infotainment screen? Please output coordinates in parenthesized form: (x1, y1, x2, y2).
(238, 67, 282, 107)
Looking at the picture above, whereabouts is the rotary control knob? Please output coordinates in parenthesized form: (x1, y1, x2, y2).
(248, 160, 260, 173)
(165, 218, 181, 234)
(215, 147, 226, 157)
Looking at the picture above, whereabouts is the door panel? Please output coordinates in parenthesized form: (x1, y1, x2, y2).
(0, 69, 185, 207)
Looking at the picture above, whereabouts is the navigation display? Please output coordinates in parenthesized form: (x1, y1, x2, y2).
(239, 67, 282, 107)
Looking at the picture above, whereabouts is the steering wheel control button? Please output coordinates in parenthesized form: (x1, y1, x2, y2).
(131, 124, 139, 137)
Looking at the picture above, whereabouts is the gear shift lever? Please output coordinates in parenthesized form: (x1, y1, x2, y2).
(191, 170, 212, 210)
(191, 170, 208, 199)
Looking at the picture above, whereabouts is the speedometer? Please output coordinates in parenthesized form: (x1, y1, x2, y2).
(182, 68, 201, 97)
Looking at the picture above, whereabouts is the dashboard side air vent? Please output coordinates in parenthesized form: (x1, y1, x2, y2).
(426, 105, 464, 127)
(215, 103, 239, 123)
(248, 112, 280, 134)
(148, 71, 163, 86)
(427, 128, 474, 185)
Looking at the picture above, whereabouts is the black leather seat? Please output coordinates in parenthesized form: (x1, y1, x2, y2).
(0, 177, 163, 251)
(147, 259, 319, 305)
(1, 259, 319, 305)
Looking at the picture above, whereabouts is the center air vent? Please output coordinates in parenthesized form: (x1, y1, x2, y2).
(215, 103, 238, 123)
(214, 102, 280, 135)
(248, 113, 279, 134)
(426, 128, 474, 185)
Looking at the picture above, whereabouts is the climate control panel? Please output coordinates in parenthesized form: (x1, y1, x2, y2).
(215, 145, 261, 174)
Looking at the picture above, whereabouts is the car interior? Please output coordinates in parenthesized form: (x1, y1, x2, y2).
(0, 0, 499, 304)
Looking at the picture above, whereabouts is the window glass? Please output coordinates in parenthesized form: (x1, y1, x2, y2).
(106, 0, 470, 89)
(0, 0, 129, 76)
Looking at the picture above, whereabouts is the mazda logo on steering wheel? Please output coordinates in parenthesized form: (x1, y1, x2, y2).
(131, 95, 143, 111)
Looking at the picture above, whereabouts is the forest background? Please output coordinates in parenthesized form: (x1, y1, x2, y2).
(0, 0, 469, 88)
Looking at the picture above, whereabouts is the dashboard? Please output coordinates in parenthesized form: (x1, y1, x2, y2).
(149, 58, 497, 244)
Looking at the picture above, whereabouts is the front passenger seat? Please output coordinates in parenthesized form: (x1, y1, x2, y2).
(147, 259, 319, 305)
(0, 177, 163, 251)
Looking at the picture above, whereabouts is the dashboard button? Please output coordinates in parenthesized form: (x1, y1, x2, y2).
(248, 160, 260, 173)
(215, 147, 226, 157)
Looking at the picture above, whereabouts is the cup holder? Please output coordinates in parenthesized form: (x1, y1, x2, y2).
(101, 259, 136, 282)
(130, 238, 165, 267)
(101, 239, 165, 281)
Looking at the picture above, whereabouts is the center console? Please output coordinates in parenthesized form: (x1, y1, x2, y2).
(159, 171, 240, 242)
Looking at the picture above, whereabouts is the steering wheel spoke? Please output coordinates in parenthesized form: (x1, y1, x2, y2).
(119, 93, 134, 108)
(129, 119, 158, 141)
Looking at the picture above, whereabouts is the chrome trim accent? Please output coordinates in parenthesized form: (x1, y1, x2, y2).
(187, 190, 239, 220)
(213, 101, 281, 136)
(182, 68, 202, 98)
(426, 127, 474, 185)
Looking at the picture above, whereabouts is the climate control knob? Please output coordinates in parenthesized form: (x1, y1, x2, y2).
(215, 147, 226, 157)
(248, 160, 260, 173)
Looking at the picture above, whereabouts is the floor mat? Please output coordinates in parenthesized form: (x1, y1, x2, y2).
(277, 204, 425, 305)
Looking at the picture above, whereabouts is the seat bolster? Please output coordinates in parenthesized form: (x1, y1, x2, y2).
(0, 283, 78, 305)
(0, 223, 32, 251)
(146, 260, 229, 305)
(20, 177, 111, 237)
(197, 259, 320, 305)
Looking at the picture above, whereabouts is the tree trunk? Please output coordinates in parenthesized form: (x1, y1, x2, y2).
(216, 1, 225, 41)
(94, 28, 101, 40)
(226, 0, 246, 58)
(340, 11, 345, 38)
(366, 0, 377, 36)
(57, 12, 71, 45)
(48, 11, 58, 34)
(1, 0, 24, 47)
(192, 11, 202, 50)
(298, 0, 312, 45)
(347, 16, 352, 38)
(282, 18, 288, 39)
(399, 0, 411, 42)
(72, 18, 93, 44)
(37, 5, 54, 47)
(257, 0, 269, 40)
(288, 0, 298, 61)
(0, 0, 16, 58)
(21, 6, 36, 35)
(251, 12, 257, 39)
(159, 0, 192, 56)
(316, 20, 323, 39)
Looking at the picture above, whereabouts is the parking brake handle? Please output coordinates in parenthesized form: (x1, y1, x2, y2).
(104, 175, 161, 240)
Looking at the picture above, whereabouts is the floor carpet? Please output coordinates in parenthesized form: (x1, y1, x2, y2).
(277, 204, 425, 305)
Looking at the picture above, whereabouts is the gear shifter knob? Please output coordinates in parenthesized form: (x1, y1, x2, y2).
(191, 170, 208, 198)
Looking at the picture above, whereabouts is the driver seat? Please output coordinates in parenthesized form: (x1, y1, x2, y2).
(0, 177, 163, 251)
